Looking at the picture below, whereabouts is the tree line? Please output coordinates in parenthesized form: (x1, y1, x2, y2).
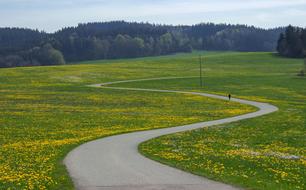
(0, 21, 284, 68)
(277, 25, 306, 58)
(277, 25, 306, 76)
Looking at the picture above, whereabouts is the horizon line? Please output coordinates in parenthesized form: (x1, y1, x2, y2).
(0, 20, 294, 33)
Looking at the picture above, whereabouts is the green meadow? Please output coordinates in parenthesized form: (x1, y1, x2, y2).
(0, 51, 253, 189)
(133, 52, 306, 190)
(0, 52, 305, 189)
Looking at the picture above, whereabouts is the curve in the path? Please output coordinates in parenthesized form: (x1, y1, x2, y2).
(64, 77, 278, 190)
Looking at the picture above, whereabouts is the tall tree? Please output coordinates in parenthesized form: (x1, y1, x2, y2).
(277, 26, 306, 58)
(39, 44, 65, 65)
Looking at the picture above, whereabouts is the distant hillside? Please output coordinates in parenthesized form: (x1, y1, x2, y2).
(0, 21, 284, 68)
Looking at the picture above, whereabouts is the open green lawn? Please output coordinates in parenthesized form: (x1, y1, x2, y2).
(135, 53, 306, 190)
(0, 52, 255, 189)
(0, 52, 305, 189)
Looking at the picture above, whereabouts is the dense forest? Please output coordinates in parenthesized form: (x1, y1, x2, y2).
(277, 25, 306, 58)
(0, 21, 284, 68)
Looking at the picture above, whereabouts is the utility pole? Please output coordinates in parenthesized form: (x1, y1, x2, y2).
(199, 55, 203, 87)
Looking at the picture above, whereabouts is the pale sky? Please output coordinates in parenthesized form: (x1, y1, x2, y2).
(0, 0, 306, 32)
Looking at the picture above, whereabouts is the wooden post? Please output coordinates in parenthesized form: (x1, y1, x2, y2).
(199, 56, 203, 87)
(304, 57, 306, 72)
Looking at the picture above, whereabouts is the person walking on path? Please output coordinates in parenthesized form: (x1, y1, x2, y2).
(228, 94, 231, 101)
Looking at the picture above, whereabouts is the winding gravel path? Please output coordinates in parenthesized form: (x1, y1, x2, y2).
(64, 77, 278, 190)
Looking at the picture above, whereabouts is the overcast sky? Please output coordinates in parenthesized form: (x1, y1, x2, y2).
(1, 0, 306, 32)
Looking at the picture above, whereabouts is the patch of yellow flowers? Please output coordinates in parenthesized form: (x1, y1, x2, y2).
(140, 129, 305, 190)
(0, 90, 255, 189)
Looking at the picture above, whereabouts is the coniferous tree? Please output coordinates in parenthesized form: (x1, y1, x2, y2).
(277, 26, 306, 58)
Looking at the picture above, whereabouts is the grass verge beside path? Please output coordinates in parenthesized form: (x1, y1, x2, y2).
(137, 53, 306, 190)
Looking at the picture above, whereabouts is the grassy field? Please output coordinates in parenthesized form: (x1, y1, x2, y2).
(0, 52, 256, 189)
(134, 53, 306, 190)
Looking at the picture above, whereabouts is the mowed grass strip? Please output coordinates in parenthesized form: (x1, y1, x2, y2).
(0, 52, 255, 189)
(138, 53, 306, 190)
